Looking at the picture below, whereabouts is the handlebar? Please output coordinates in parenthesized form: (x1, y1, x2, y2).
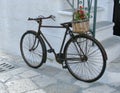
(28, 15, 55, 21)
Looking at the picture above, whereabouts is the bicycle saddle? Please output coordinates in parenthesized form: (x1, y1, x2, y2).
(61, 22, 72, 27)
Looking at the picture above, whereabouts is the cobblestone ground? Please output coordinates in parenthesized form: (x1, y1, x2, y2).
(0, 51, 120, 93)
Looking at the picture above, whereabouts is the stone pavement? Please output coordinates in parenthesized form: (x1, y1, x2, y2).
(0, 51, 120, 93)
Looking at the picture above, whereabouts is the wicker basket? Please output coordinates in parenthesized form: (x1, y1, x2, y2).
(72, 19, 89, 33)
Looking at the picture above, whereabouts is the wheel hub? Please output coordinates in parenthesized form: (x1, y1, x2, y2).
(81, 55, 88, 62)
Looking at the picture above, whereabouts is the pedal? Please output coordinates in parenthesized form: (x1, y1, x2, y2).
(62, 64, 67, 69)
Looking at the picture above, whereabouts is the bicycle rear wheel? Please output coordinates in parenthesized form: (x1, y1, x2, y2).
(64, 34, 106, 82)
(20, 30, 47, 68)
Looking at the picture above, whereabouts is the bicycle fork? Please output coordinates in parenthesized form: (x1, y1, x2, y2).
(29, 36, 39, 51)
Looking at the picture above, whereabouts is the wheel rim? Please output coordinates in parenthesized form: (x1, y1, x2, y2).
(21, 33, 44, 67)
(65, 36, 105, 82)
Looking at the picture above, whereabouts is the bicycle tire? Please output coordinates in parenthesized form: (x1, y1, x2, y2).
(20, 30, 47, 68)
(64, 34, 106, 82)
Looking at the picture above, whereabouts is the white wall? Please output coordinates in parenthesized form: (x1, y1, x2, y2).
(0, 0, 68, 56)
(98, 0, 114, 22)
(0, 0, 114, 56)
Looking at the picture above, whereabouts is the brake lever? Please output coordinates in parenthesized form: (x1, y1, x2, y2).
(50, 15, 56, 21)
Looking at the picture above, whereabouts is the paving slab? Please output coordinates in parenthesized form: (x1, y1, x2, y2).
(25, 89, 46, 93)
(0, 82, 8, 93)
(7, 76, 22, 82)
(0, 73, 13, 83)
(107, 62, 120, 72)
(32, 75, 57, 88)
(74, 80, 93, 88)
(82, 85, 116, 93)
(19, 70, 40, 78)
(99, 71, 120, 86)
(7, 67, 29, 76)
(114, 91, 120, 93)
(36, 65, 62, 77)
(6, 79, 38, 93)
(0, 67, 30, 83)
(44, 81, 80, 93)
(54, 71, 76, 84)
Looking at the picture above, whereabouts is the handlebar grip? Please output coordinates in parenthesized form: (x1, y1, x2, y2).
(28, 17, 34, 21)
(50, 15, 55, 21)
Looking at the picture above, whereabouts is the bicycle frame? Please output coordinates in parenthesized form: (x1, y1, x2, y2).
(37, 23, 74, 58)
(31, 19, 87, 65)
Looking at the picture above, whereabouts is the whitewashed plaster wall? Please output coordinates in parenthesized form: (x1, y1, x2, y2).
(0, 0, 114, 56)
(98, 0, 114, 21)
(0, 0, 68, 56)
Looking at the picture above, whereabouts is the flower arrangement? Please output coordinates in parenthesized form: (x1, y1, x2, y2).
(73, 6, 88, 21)
(72, 6, 89, 33)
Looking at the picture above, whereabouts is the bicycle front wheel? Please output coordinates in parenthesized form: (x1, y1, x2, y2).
(64, 34, 106, 82)
(20, 30, 47, 68)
